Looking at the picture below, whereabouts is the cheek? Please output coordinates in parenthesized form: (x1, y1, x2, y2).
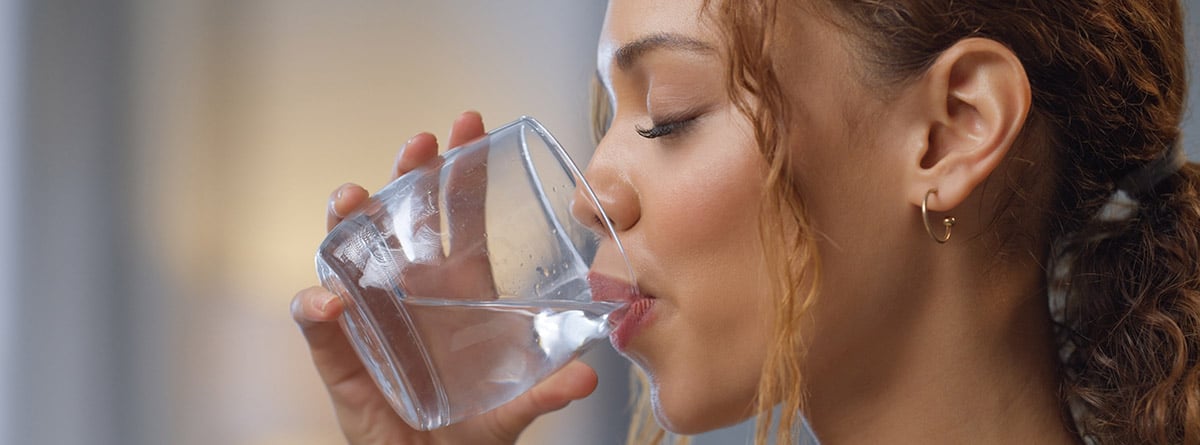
(632, 111, 775, 433)
(644, 113, 765, 262)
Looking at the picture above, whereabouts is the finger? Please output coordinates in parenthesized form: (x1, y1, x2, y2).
(441, 139, 495, 299)
(291, 285, 344, 326)
(327, 183, 370, 232)
(446, 111, 486, 150)
(484, 360, 599, 442)
(291, 286, 369, 388)
(442, 110, 492, 297)
(393, 132, 440, 181)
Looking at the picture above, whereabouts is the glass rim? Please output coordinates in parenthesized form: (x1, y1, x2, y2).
(508, 115, 639, 297)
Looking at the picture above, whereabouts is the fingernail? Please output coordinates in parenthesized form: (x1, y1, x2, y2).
(463, 110, 482, 126)
(396, 140, 411, 162)
(399, 133, 430, 159)
(318, 293, 336, 314)
(330, 185, 347, 217)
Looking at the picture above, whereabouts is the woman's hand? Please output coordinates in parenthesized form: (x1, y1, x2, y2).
(292, 111, 599, 444)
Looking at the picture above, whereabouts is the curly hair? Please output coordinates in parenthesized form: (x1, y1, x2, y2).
(607, 1, 1200, 443)
(698, 0, 1200, 444)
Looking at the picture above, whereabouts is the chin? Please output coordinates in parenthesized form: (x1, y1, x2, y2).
(645, 372, 757, 435)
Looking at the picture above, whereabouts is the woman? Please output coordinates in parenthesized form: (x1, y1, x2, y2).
(292, 0, 1200, 443)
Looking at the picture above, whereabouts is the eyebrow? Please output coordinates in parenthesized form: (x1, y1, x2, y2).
(613, 33, 716, 70)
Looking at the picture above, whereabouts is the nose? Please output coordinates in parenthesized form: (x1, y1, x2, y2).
(570, 139, 641, 236)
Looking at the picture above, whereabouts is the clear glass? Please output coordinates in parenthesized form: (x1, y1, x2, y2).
(315, 116, 636, 430)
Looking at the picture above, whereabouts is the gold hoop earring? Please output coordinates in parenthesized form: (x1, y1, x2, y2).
(922, 188, 956, 244)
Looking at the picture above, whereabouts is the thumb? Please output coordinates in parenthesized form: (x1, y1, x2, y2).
(483, 360, 599, 442)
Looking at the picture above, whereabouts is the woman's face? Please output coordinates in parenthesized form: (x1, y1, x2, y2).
(590, 0, 911, 434)
(589, 0, 771, 433)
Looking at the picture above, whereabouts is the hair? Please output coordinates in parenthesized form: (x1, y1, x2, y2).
(602, 1, 1200, 444)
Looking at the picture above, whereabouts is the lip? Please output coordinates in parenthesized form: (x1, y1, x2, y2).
(588, 272, 656, 351)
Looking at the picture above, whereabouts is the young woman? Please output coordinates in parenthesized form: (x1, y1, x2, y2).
(292, 0, 1200, 443)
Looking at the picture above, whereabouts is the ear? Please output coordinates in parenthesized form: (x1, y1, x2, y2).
(905, 38, 1031, 212)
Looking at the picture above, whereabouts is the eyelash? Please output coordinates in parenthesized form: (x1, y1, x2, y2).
(638, 118, 696, 139)
(635, 116, 696, 139)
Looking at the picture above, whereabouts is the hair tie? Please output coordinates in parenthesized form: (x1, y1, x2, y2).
(1094, 140, 1188, 224)
(1116, 138, 1188, 198)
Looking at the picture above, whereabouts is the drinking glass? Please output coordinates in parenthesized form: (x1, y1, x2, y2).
(315, 116, 636, 430)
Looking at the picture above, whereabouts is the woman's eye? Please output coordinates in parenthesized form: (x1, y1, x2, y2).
(635, 117, 696, 139)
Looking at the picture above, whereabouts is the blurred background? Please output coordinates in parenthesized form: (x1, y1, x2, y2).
(0, 1, 1197, 444)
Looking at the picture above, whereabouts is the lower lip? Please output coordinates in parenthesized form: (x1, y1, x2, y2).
(610, 297, 655, 351)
